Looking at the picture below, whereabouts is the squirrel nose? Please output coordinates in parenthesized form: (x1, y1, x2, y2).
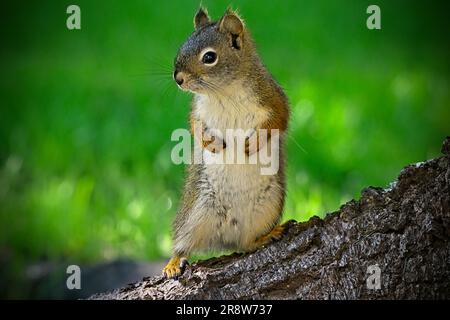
(174, 71, 185, 86)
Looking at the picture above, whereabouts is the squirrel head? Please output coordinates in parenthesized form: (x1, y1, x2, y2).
(174, 8, 255, 94)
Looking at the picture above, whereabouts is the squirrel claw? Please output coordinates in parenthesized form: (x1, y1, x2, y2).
(269, 225, 285, 240)
(162, 256, 187, 279)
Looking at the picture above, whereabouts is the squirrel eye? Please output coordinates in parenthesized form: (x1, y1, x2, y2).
(202, 51, 217, 65)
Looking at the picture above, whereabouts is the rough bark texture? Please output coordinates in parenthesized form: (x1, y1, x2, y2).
(91, 137, 450, 300)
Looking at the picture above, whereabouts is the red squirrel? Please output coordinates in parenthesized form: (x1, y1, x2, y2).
(163, 7, 290, 279)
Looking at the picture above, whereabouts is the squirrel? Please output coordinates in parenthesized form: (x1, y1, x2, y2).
(163, 7, 290, 279)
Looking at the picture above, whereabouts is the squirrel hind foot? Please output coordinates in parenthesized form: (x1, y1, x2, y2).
(162, 256, 188, 279)
(253, 221, 290, 248)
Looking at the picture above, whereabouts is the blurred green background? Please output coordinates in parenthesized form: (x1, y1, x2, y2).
(0, 0, 449, 297)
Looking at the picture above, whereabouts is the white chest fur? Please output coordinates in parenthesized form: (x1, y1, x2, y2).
(193, 85, 269, 137)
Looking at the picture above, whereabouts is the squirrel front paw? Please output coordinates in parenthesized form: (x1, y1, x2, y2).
(162, 256, 188, 279)
(203, 131, 226, 153)
(244, 136, 257, 156)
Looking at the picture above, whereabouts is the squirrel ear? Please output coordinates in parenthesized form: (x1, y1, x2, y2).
(194, 7, 210, 30)
(219, 9, 244, 49)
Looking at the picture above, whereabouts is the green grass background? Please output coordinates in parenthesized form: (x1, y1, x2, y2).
(0, 0, 449, 295)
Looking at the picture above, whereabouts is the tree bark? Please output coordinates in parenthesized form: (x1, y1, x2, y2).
(90, 137, 450, 300)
